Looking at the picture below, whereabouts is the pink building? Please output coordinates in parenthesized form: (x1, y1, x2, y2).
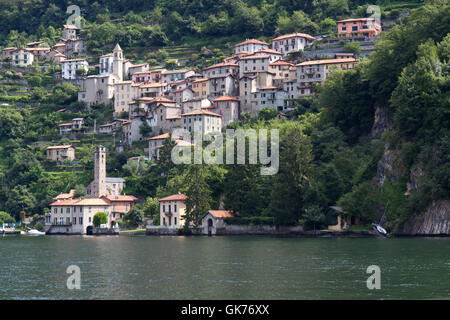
(337, 18, 381, 38)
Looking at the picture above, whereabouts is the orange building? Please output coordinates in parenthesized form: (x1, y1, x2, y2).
(337, 18, 381, 38)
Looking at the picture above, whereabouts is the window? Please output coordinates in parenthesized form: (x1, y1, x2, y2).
(163, 205, 165, 212)
(89, 217, 91, 223)
(79, 217, 83, 224)
(174, 205, 177, 212)
(174, 217, 177, 225)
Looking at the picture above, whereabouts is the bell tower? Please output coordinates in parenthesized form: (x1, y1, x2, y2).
(113, 43, 123, 81)
(92, 145, 107, 198)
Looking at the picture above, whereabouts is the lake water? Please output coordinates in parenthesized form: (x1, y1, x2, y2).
(0, 235, 448, 299)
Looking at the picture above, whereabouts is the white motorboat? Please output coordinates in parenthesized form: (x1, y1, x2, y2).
(27, 228, 45, 236)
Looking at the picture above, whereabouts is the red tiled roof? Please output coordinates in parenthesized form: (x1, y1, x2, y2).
(46, 145, 73, 150)
(182, 109, 221, 117)
(272, 33, 315, 41)
(337, 18, 376, 23)
(204, 62, 238, 71)
(148, 133, 171, 140)
(207, 210, 235, 218)
(49, 199, 80, 206)
(270, 60, 294, 66)
(212, 95, 239, 102)
(297, 58, 358, 66)
(235, 39, 269, 47)
(159, 194, 188, 201)
(240, 54, 271, 60)
(102, 195, 138, 202)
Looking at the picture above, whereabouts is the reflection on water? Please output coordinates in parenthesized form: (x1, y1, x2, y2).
(0, 236, 449, 299)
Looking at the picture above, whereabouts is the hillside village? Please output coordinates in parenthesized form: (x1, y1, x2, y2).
(0, 0, 448, 237)
(1, 16, 381, 235)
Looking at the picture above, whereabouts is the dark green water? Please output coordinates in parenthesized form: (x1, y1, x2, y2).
(0, 235, 448, 299)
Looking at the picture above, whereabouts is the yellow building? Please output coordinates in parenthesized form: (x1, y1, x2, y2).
(159, 194, 188, 227)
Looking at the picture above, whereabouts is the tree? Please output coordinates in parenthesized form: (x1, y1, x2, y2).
(183, 164, 212, 228)
(93, 212, 108, 227)
(143, 197, 159, 218)
(269, 126, 314, 225)
(342, 41, 361, 55)
(277, 10, 319, 35)
(5, 185, 36, 219)
(258, 107, 277, 121)
(303, 205, 325, 233)
(158, 135, 177, 177)
(123, 208, 143, 228)
(0, 211, 15, 224)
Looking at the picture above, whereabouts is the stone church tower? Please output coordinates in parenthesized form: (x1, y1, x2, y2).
(113, 43, 123, 81)
(90, 145, 107, 198)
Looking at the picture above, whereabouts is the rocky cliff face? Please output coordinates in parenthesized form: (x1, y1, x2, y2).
(371, 103, 392, 139)
(372, 104, 449, 235)
(400, 200, 450, 235)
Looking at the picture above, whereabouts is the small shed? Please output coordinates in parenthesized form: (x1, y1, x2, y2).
(201, 210, 234, 235)
(326, 206, 360, 231)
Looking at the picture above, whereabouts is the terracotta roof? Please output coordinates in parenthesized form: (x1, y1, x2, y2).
(182, 109, 221, 117)
(63, 24, 78, 29)
(139, 83, 167, 88)
(148, 133, 171, 140)
(132, 71, 152, 75)
(25, 47, 50, 51)
(235, 39, 269, 47)
(102, 195, 138, 202)
(54, 43, 66, 47)
(204, 62, 238, 71)
(297, 58, 357, 66)
(58, 123, 73, 126)
(254, 49, 282, 55)
(272, 33, 315, 41)
(151, 96, 175, 103)
(166, 115, 181, 120)
(159, 194, 188, 201)
(234, 51, 250, 56)
(212, 95, 239, 102)
(53, 189, 76, 200)
(207, 210, 234, 218)
(240, 54, 271, 60)
(76, 198, 110, 206)
(46, 145, 73, 150)
(49, 199, 79, 206)
(100, 53, 113, 57)
(259, 86, 278, 90)
(62, 58, 88, 62)
(192, 78, 209, 83)
(130, 63, 149, 68)
(337, 18, 376, 23)
(201, 105, 215, 109)
(270, 60, 294, 66)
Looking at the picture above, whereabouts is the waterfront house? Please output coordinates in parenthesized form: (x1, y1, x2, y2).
(202, 210, 234, 235)
(159, 194, 187, 227)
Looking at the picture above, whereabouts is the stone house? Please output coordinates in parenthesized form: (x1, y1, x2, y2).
(46, 145, 75, 162)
